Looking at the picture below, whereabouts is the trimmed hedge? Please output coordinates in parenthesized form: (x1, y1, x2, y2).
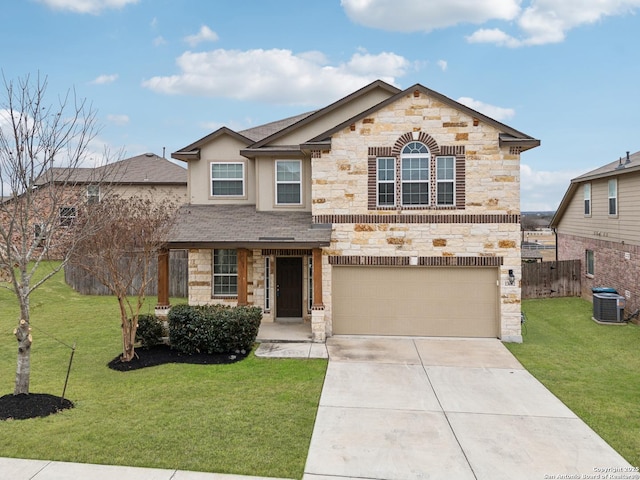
(136, 314, 164, 347)
(168, 304, 262, 355)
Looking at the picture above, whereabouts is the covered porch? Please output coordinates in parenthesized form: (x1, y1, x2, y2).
(156, 204, 332, 342)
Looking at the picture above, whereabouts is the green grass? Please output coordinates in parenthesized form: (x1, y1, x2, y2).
(0, 263, 327, 479)
(506, 297, 640, 467)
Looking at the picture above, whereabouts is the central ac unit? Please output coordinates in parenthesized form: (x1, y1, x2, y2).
(593, 292, 625, 323)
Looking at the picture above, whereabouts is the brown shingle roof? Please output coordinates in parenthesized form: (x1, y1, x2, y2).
(168, 204, 331, 248)
(36, 153, 187, 186)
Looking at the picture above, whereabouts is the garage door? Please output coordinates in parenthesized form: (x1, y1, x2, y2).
(332, 266, 498, 337)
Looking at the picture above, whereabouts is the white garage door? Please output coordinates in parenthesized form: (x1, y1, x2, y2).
(332, 266, 499, 337)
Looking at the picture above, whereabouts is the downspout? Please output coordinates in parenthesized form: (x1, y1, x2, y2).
(552, 227, 558, 262)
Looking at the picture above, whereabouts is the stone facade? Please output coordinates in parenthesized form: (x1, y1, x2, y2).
(311, 91, 523, 341)
(558, 233, 640, 318)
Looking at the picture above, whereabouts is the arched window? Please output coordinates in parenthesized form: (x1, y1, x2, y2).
(401, 142, 430, 205)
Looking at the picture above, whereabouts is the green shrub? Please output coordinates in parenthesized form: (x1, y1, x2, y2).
(136, 314, 164, 347)
(168, 304, 262, 355)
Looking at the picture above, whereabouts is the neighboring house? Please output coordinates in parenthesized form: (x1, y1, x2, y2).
(161, 80, 539, 342)
(550, 150, 640, 316)
(3, 153, 187, 259)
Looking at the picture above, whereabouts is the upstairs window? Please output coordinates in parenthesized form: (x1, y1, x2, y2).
(211, 162, 244, 197)
(436, 156, 455, 206)
(583, 183, 591, 216)
(213, 249, 237, 296)
(87, 185, 100, 204)
(608, 179, 617, 216)
(377, 157, 395, 206)
(59, 206, 76, 227)
(401, 142, 429, 206)
(275, 160, 302, 205)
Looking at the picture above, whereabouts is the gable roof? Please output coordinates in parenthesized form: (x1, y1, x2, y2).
(550, 150, 640, 227)
(247, 80, 401, 149)
(305, 83, 539, 151)
(36, 153, 187, 186)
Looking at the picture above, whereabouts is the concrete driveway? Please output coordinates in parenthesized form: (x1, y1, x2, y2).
(303, 337, 634, 480)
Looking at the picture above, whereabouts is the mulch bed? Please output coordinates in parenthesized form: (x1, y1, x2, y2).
(0, 393, 74, 421)
(107, 344, 249, 371)
(0, 345, 247, 421)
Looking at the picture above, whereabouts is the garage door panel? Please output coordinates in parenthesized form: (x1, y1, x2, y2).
(332, 266, 498, 337)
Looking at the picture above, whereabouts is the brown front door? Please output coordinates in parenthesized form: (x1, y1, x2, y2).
(276, 257, 303, 318)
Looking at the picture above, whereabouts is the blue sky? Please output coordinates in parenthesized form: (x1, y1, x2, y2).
(2, 0, 640, 211)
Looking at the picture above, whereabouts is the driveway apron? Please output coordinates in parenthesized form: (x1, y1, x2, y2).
(303, 337, 633, 480)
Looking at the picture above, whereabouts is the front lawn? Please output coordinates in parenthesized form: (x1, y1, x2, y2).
(0, 263, 327, 478)
(506, 297, 640, 467)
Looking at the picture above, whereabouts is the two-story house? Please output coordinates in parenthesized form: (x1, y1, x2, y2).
(1, 152, 187, 260)
(160, 80, 539, 342)
(550, 151, 640, 317)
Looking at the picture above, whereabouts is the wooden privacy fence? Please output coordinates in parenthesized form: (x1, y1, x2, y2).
(65, 249, 188, 298)
(522, 259, 581, 299)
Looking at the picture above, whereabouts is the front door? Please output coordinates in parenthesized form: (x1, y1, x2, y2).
(276, 257, 303, 318)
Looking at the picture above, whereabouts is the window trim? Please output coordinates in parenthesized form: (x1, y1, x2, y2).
(87, 185, 100, 204)
(210, 162, 245, 198)
(275, 159, 302, 205)
(436, 156, 455, 206)
(608, 178, 617, 216)
(585, 249, 595, 277)
(213, 249, 238, 297)
(583, 183, 591, 216)
(376, 157, 396, 207)
(264, 257, 271, 312)
(400, 142, 430, 207)
(59, 206, 77, 227)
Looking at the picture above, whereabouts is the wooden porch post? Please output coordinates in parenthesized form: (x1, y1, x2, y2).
(237, 248, 248, 306)
(156, 248, 170, 308)
(312, 247, 323, 308)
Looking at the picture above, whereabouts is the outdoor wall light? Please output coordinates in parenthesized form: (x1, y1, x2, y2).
(508, 269, 515, 286)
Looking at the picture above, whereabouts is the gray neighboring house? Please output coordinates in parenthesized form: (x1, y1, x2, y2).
(551, 150, 640, 317)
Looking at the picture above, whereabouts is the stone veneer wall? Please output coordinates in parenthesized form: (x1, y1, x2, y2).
(311, 90, 523, 341)
(558, 233, 640, 317)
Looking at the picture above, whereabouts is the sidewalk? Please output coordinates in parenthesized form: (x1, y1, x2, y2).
(0, 457, 293, 480)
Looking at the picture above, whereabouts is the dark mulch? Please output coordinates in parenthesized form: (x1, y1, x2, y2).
(0, 346, 246, 421)
(107, 344, 249, 371)
(0, 393, 74, 421)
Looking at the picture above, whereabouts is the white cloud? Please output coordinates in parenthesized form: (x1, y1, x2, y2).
(184, 25, 219, 47)
(142, 48, 409, 106)
(456, 97, 515, 121)
(520, 163, 587, 211)
(153, 36, 167, 47)
(36, 0, 138, 14)
(437, 59, 448, 71)
(341, 0, 521, 32)
(90, 74, 118, 85)
(106, 114, 129, 126)
(342, 0, 640, 47)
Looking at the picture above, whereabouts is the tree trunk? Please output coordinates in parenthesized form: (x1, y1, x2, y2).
(119, 298, 137, 362)
(14, 319, 32, 395)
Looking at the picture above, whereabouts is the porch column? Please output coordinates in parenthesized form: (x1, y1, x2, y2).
(156, 248, 170, 312)
(312, 248, 324, 308)
(237, 248, 248, 306)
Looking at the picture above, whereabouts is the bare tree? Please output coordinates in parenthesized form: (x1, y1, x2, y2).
(70, 196, 177, 362)
(0, 73, 115, 395)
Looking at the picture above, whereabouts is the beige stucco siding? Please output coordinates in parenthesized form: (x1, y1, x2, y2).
(110, 184, 187, 204)
(275, 88, 394, 146)
(188, 135, 255, 205)
(556, 171, 640, 247)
